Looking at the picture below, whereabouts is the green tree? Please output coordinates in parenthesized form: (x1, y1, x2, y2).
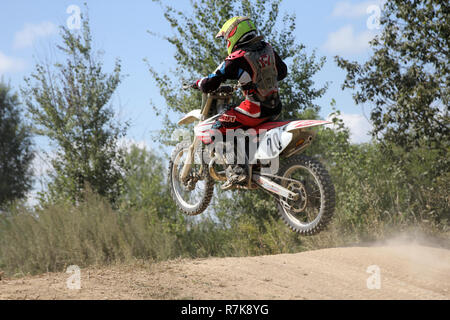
(0, 83, 34, 207)
(149, 0, 328, 144)
(336, 0, 449, 154)
(119, 145, 177, 216)
(22, 12, 127, 205)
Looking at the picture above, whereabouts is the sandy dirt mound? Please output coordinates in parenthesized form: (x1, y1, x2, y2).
(1, 244, 449, 300)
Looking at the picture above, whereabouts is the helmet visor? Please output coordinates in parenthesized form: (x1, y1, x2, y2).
(216, 17, 250, 39)
(216, 30, 226, 39)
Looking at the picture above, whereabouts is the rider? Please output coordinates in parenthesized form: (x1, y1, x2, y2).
(193, 16, 288, 190)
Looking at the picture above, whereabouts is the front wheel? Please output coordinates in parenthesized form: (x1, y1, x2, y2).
(276, 155, 335, 235)
(169, 141, 214, 216)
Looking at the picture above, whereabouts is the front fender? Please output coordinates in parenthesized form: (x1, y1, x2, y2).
(178, 109, 202, 125)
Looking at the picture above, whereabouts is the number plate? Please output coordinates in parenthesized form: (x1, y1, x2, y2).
(255, 125, 292, 160)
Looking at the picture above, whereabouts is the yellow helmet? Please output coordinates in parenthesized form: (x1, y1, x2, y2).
(216, 16, 257, 55)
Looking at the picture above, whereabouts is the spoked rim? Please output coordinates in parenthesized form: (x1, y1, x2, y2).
(280, 165, 324, 228)
(171, 148, 208, 210)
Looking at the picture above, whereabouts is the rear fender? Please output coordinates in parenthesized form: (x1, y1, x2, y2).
(285, 120, 332, 132)
(281, 120, 331, 158)
(254, 120, 331, 160)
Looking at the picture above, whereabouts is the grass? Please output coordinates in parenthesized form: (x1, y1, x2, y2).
(0, 194, 177, 276)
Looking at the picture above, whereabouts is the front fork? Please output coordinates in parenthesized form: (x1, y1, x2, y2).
(179, 92, 214, 182)
(179, 137, 200, 182)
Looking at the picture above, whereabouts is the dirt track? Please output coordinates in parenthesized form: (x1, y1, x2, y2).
(1, 244, 449, 300)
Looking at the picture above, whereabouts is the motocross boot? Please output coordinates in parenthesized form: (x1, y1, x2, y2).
(221, 165, 247, 191)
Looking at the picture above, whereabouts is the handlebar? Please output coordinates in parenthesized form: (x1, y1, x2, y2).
(182, 83, 238, 95)
(214, 84, 236, 94)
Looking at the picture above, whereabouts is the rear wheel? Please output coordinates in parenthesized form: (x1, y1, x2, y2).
(276, 155, 335, 235)
(168, 141, 214, 216)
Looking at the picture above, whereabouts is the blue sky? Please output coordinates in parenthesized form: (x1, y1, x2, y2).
(0, 0, 384, 194)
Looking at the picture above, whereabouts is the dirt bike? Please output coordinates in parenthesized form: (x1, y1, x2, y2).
(168, 84, 335, 235)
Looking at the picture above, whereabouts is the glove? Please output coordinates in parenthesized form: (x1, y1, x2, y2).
(183, 80, 201, 90)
